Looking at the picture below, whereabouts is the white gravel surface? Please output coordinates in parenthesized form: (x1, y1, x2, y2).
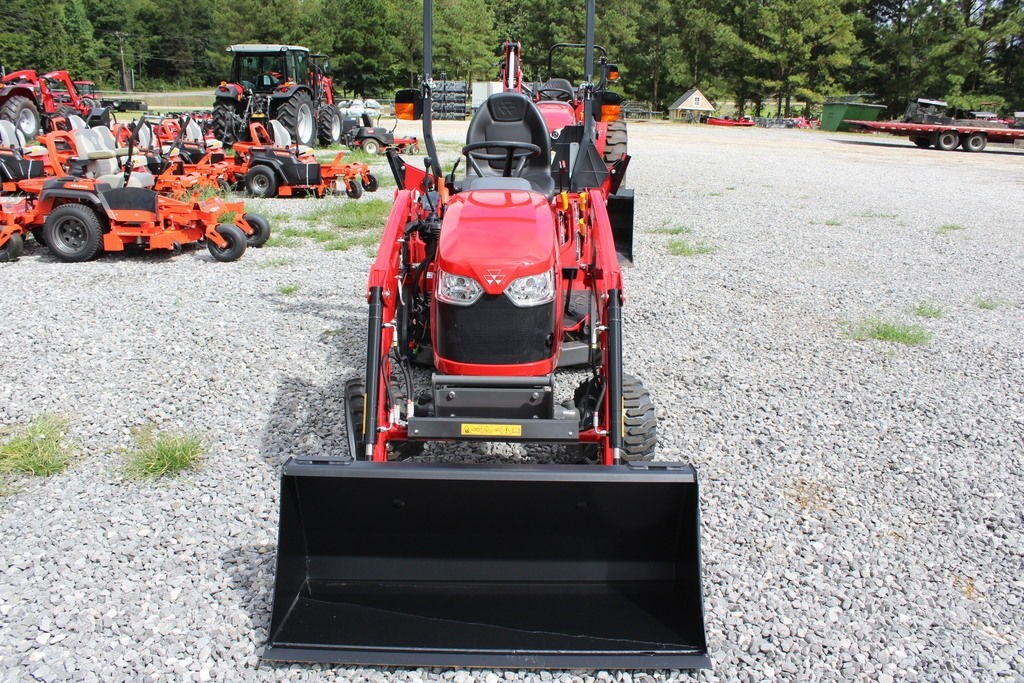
(1, 120, 1022, 682)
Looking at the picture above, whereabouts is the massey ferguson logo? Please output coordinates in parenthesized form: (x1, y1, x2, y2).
(484, 269, 504, 285)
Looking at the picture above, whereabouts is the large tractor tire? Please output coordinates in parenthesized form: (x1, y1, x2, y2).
(212, 99, 242, 146)
(317, 104, 342, 145)
(275, 91, 316, 147)
(603, 119, 628, 164)
(1, 95, 42, 140)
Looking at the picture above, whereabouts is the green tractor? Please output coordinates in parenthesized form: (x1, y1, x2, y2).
(213, 44, 342, 147)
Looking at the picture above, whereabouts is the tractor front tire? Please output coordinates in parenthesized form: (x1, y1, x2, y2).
(0, 233, 24, 262)
(621, 373, 657, 461)
(318, 105, 342, 145)
(1, 95, 41, 140)
(603, 119, 628, 164)
(207, 223, 247, 262)
(361, 138, 381, 155)
(43, 203, 104, 262)
(212, 100, 240, 146)
(276, 91, 316, 147)
(243, 213, 271, 247)
(245, 165, 278, 198)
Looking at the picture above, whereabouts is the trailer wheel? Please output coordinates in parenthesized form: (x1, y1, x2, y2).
(243, 213, 271, 247)
(345, 180, 363, 199)
(936, 130, 960, 151)
(0, 233, 24, 262)
(361, 138, 380, 155)
(43, 203, 104, 262)
(245, 165, 278, 198)
(0, 95, 41, 139)
(961, 132, 986, 153)
(207, 223, 247, 262)
(912, 136, 931, 149)
(361, 173, 379, 192)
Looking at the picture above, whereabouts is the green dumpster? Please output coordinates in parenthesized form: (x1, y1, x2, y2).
(822, 102, 888, 132)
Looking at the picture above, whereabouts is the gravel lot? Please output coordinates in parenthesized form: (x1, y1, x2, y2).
(1, 120, 1022, 682)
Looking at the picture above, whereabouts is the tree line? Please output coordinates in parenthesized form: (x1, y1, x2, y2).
(1, 0, 1021, 115)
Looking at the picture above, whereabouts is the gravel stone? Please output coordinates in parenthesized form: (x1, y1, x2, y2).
(1, 120, 1022, 682)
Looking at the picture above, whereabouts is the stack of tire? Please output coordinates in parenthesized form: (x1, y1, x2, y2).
(432, 81, 469, 120)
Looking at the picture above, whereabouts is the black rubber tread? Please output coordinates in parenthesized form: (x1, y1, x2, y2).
(0, 233, 24, 262)
(621, 373, 657, 461)
(245, 165, 278, 198)
(207, 223, 247, 262)
(212, 100, 240, 146)
(912, 136, 932, 149)
(603, 119, 628, 164)
(361, 138, 381, 155)
(345, 180, 363, 199)
(961, 132, 986, 153)
(1, 95, 41, 139)
(317, 105, 341, 145)
(243, 213, 271, 247)
(345, 379, 367, 460)
(361, 173, 379, 192)
(43, 203, 104, 262)
(274, 90, 316, 147)
(936, 130, 960, 151)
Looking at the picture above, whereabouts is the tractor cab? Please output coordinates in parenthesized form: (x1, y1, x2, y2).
(228, 44, 310, 93)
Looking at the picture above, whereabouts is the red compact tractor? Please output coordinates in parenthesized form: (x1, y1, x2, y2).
(213, 44, 341, 147)
(264, 0, 707, 670)
(0, 69, 111, 140)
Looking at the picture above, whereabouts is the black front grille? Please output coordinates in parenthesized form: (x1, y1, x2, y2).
(437, 294, 554, 364)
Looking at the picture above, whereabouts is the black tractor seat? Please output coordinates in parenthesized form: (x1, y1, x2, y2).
(464, 92, 553, 196)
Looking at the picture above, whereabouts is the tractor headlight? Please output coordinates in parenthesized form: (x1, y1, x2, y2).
(436, 268, 483, 306)
(505, 270, 555, 308)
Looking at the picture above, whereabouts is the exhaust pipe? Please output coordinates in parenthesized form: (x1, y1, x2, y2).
(265, 459, 710, 669)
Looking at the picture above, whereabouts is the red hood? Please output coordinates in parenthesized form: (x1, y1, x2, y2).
(437, 189, 555, 295)
(537, 101, 578, 134)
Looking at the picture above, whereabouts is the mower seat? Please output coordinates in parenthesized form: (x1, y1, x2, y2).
(537, 78, 575, 102)
(67, 115, 88, 130)
(0, 120, 28, 150)
(269, 119, 313, 155)
(464, 92, 553, 196)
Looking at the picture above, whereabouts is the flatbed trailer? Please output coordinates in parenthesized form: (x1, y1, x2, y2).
(845, 119, 1024, 152)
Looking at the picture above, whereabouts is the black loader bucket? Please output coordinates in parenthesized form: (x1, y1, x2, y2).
(265, 459, 709, 669)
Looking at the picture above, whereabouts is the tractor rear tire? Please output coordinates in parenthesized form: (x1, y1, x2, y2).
(912, 136, 932, 149)
(0, 233, 24, 262)
(961, 132, 986, 153)
(1, 95, 41, 140)
(243, 212, 271, 247)
(207, 223, 247, 262)
(361, 173, 379, 192)
(603, 119, 628, 164)
(936, 130, 960, 151)
(212, 100, 240, 146)
(245, 165, 278, 198)
(275, 91, 316, 147)
(43, 203, 104, 262)
(361, 138, 380, 155)
(318, 105, 342, 145)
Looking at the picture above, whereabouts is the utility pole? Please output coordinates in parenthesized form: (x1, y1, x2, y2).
(114, 32, 131, 92)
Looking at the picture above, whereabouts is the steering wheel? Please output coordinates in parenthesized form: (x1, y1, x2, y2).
(536, 87, 574, 102)
(462, 141, 542, 178)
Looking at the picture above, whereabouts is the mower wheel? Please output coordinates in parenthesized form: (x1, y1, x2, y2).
(31, 228, 46, 247)
(245, 166, 278, 198)
(1, 95, 41, 139)
(243, 213, 271, 248)
(43, 203, 104, 262)
(318, 105, 342, 145)
(603, 119, 628, 164)
(361, 138, 380, 155)
(0, 233, 24, 262)
(361, 173, 379, 192)
(207, 223, 247, 262)
(276, 91, 316, 147)
(621, 373, 657, 461)
(345, 181, 363, 199)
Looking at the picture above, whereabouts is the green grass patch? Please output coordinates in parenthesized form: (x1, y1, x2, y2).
(299, 199, 391, 232)
(667, 239, 716, 256)
(323, 233, 381, 252)
(823, 219, 842, 227)
(913, 303, 944, 319)
(258, 256, 295, 269)
(936, 223, 964, 234)
(265, 235, 301, 248)
(653, 225, 692, 235)
(124, 427, 204, 478)
(0, 416, 73, 487)
(857, 212, 898, 219)
(850, 319, 932, 345)
(278, 284, 301, 295)
(976, 298, 999, 310)
(708, 192, 723, 197)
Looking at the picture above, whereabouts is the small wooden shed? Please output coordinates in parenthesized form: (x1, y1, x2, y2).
(669, 88, 716, 122)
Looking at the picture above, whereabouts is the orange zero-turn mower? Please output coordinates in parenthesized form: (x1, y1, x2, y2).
(229, 120, 378, 198)
(264, 0, 708, 671)
(0, 196, 34, 261)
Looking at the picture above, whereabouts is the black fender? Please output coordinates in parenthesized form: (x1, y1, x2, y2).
(215, 84, 244, 101)
(0, 85, 37, 102)
(270, 85, 313, 102)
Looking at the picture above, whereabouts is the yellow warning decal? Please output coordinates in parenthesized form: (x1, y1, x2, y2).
(461, 423, 523, 437)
